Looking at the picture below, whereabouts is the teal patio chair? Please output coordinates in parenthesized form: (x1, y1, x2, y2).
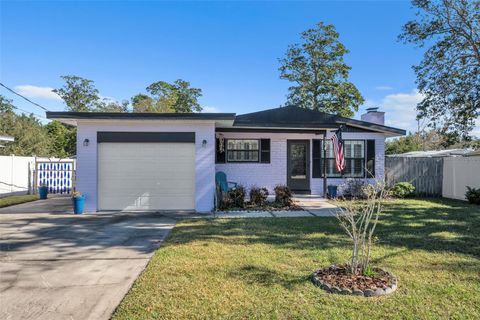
(215, 171, 238, 193)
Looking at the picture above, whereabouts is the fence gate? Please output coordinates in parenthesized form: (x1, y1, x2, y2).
(34, 161, 76, 194)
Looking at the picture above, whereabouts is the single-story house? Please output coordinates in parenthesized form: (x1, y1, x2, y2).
(46, 106, 405, 212)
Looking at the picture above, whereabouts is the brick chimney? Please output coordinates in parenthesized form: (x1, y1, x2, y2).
(361, 107, 385, 125)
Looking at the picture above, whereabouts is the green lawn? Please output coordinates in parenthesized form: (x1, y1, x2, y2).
(0, 194, 39, 208)
(113, 199, 480, 320)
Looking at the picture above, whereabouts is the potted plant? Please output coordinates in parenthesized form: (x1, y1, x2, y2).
(71, 191, 85, 214)
(38, 184, 48, 200)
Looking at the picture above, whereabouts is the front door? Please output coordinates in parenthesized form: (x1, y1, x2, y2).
(287, 140, 310, 193)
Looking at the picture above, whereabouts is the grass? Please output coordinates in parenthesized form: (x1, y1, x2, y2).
(0, 194, 39, 208)
(113, 198, 480, 320)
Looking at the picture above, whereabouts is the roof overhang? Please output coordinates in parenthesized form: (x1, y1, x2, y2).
(46, 111, 236, 127)
(46, 107, 406, 137)
(216, 127, 326, 134)
(335, 119, 406, 137)
(222, 122, 405, 137)
(230, 106, 406, 137)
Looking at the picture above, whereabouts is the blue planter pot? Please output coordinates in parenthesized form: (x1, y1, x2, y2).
(327, 185, 338, 199)
(38, 186, 48, 200)
(72, 195, 85, 214)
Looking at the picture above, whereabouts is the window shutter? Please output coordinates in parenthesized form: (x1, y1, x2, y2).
(366, 140, 375, 178)
(216, 138, 225, 163)
(312, 139, 321, 178)
(260, 139, 270, 163)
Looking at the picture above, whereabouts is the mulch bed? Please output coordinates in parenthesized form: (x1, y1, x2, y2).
(219, 201, 304, 212)
(312, 264, 397, 297)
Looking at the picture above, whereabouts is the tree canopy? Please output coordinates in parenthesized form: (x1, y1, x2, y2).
(399, 0, 480, 140)
(0, 95, 75, 157)
(53, 75, 102, 112)
(132, 79, 203, 113)
(279, 22, 364, 117)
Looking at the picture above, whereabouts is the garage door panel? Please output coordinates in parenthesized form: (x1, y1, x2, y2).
(98, 142, 195, 211)
(101, 196, 194, 211)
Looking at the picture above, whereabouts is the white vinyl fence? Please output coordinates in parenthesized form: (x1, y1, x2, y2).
(442, 157, 480, 201)
(0, 155, 76, 197)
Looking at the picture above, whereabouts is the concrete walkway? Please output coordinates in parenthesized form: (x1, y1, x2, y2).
(0, 197, 175, 320)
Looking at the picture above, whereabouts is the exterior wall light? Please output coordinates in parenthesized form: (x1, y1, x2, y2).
(83, 138, 90, 147)
(202, 139, 207, 148)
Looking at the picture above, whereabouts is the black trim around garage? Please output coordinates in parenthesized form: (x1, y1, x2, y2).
(97, 132, 195, 143)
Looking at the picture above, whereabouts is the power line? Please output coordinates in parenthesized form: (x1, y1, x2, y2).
(0, 82, 50, 112)
(11, 105, 48, 120)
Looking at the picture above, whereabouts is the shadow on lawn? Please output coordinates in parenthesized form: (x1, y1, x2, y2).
(228, 264, 309, 289)
(170, 198, 480, 259)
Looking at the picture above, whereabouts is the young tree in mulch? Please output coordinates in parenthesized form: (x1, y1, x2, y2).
(312, 182, 397, 296)
(336, 183, 388, 274)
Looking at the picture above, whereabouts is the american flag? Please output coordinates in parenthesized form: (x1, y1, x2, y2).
(331, 127, 345, 172)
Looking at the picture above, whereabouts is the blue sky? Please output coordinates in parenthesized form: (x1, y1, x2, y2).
(1, 1, 475, 135)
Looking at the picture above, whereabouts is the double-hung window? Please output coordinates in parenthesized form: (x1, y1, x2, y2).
(226, 139, 259, 162)
(322, 140, 365, 177)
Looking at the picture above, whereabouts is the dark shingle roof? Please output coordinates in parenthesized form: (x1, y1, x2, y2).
(233, 106, 405, 136)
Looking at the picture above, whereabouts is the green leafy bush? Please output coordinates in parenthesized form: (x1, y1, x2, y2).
(249, 186, 269, 206)
(392, 182, 416, 198)
(274, 185, 292, 206)
(228, 185, 246, 208)
(465, 187, 480, 205)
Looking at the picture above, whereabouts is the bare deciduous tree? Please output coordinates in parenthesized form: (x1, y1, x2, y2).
(335, 182, 389, 274)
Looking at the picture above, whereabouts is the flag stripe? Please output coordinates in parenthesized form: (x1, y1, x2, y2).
(331, 127, 345, 172)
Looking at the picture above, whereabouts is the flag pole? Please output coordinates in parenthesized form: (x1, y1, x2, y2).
(323, 132, 327, 198)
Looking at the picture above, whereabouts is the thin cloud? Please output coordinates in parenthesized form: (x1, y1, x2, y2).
(14, 85, 62, 101)
(201, 106, 221, 113)
(361, 90, 424, 133)
(375, 86, 393, 91)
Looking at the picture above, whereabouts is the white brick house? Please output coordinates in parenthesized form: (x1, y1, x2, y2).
(47, 106, 404, 213)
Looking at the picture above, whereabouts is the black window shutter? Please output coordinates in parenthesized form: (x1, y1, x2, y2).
(260, 139, 271, 163)
(312, 139, 321, 178)
(366, 139, 375, 178)
(216, 138, 226, 163)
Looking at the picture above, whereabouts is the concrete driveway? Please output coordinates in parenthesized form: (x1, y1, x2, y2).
(0, 197, 176, 320)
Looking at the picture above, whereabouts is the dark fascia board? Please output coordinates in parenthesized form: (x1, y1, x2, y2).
(97, 132, 195, 143)
(216, 128, 326, 134)
(336, 118, 406, 136)
(46, 111, 236, 121)
(232, 122, 338, 129)
(233, 119, 406, 136)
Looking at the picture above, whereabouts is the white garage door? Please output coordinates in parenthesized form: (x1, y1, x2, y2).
(98, 142, 195, 211)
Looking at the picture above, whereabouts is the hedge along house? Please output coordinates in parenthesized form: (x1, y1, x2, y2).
(47, 106, 405, 213)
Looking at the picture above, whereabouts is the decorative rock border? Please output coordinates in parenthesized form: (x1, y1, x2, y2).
(311, 266, 397, 297)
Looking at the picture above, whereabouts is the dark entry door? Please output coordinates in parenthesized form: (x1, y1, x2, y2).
(287, 140, 310, 192)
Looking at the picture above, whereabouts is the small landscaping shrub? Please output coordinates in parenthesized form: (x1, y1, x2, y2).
(249, 186, 269, 206)
(340, 179, 367, 199)
(274, 185, 292, 206)
(391, 182, 415, 198)
(228, 185, 246, 208)
(465, 186, 480, 205)
(218, 194, 233, 210)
